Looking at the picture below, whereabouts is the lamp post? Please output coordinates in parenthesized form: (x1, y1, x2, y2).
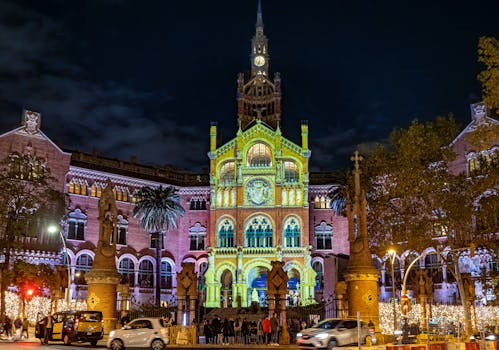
(388, 248, 397, 341)
(48, 224, 72, 305)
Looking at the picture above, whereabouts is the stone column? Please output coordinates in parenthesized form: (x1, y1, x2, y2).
(86, 269, 121, 335)
(177, 296, 185, 325)
(189, 297, 196, 325)
(279, 294, 290, 345)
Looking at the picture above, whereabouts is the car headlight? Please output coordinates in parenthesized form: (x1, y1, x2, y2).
(296, 332, 302, 338)
(109, 331, 115, 338)
(485, 334, 497, 341)
(315, 333, 328, 340)
(469, 335, 476, 341)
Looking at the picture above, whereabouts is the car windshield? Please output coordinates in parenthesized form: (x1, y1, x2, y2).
(314, 320, 341, 329)
(79, 312, 101, 322)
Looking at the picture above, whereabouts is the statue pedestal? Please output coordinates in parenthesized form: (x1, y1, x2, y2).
(86, 269, 121, 335)
(176, 326, 194, 345)
(279, 326, 290, 345)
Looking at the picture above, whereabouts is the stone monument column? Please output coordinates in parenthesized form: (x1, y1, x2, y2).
(344, 152, 381, 333)
(85, 179, 121, 334)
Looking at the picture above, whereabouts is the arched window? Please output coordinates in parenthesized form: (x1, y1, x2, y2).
(119, 258, 135, 287)
(245, 216, 272, 247)
(118, 215, 128, 245)
(138, 260, 154, 288)
(189, 222, 206, 251)
(75, 254, 93, 285)
(284, 217, 300, 247)
(220, 162, 235, 183)
(283, 161, 299, 182)
(315, 221, 332, 250)
(161, 261, 174, 289)
(67, 209, 86, 241)
(424, 253, 443, 284)
(247, 143, 272, 167)
(312, 261, 324, 290)
(218, 219, 234, 248)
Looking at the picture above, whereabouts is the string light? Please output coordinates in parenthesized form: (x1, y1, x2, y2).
(379, 302, 499, 334)
(4, 291, 87, 323)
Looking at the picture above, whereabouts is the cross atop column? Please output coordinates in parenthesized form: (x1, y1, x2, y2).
(350, 150, 363, 171)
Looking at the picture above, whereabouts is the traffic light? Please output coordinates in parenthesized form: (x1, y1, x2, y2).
(400, 294, 412, 315)
(24, 284, 36, 300)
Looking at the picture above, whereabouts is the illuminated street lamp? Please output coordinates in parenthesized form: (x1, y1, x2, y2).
(388, 248, 397, 341)
(48, 224, 72, 304)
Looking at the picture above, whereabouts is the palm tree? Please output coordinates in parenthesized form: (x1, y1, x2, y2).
(326, 168, 352, 216)
(133, 185, 185, 308)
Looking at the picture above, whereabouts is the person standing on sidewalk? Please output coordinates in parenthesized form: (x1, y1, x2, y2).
(270, 313, 279, 345)
(21, 318, 29, 339)
(44, 314, 53, 344)
(262, 315, 271, 345)
(14, 316, 22, 340)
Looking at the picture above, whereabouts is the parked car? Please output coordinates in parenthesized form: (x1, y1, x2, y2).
(107, 317, 169, 350)
(35, 310, 104, 346)
(470, 331, 499, 342)
(296, 318, 373, 349)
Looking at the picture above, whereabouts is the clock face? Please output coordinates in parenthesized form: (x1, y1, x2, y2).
(254, 55, 265, 67)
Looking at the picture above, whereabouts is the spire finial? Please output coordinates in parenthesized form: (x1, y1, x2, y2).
(256, 0, 263, 29)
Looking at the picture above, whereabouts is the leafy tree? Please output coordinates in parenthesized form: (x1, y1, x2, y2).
(478, 36, 499, 116)
(0, 153, 66, 321)
(133, 185, 185, 308)
(358, 115, 497, 335)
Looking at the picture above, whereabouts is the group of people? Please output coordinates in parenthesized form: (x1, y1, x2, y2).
(203, 313, 281, 345)
(1, 316, 30, 340)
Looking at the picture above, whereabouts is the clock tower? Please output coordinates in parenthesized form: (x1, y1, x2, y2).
(204, 1, 315, 311)
(237, 0, 282, 131)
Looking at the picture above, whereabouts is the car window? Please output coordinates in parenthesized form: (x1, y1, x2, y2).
(129, 320, 152, 329)
(79, 312, 101, 322)
(342, 321, 358, 329)
(315, 320, 340, 329)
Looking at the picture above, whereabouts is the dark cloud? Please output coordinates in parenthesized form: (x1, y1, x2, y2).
(1, 0, 498, 172)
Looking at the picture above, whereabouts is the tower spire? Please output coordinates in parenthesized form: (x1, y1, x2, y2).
(256, 0, 263, 29)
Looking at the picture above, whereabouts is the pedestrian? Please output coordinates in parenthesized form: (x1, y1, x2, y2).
(211, 316, 221, 344)
(120, 311, 130, 327)
(262, 315, 271, 344)
(222, 318, 230, 345)
(203, 320, 212, 344)
(241, 317, 249, 344)
(4, 316, 12, 337)
(14, 316, 22, 340)
(44, 314, 53, 344)
(228, 318, 235, 344)
(21, 318, 29, 339)
(257, 317, 264, 344)
(234, 318, 241, 343)
(270, 312, 279, 345)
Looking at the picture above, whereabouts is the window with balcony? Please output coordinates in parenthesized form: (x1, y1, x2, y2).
(218, 219, 234, 248)
(315, 221, 332, 250)
(67, 209, 86, 241)
(189, 222, 206, 251)
(284, 217, 300, 247)
(119, 258, 135, 287)
(245, 216, 273, 248)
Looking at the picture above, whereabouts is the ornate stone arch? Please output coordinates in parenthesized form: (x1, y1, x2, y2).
(215, 262, 237, 282)
(242, 259, 272, 278)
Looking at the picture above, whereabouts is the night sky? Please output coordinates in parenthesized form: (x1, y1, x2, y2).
(1, 0, 498, 172)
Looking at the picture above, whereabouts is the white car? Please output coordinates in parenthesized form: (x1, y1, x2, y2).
(107, 317, 169, 350)
(296, 318, 373, 349)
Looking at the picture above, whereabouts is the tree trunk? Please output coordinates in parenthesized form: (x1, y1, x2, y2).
(155, 232, 162, 308)
(452, 254, 473, 335)
(0, 249, 11, 323)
